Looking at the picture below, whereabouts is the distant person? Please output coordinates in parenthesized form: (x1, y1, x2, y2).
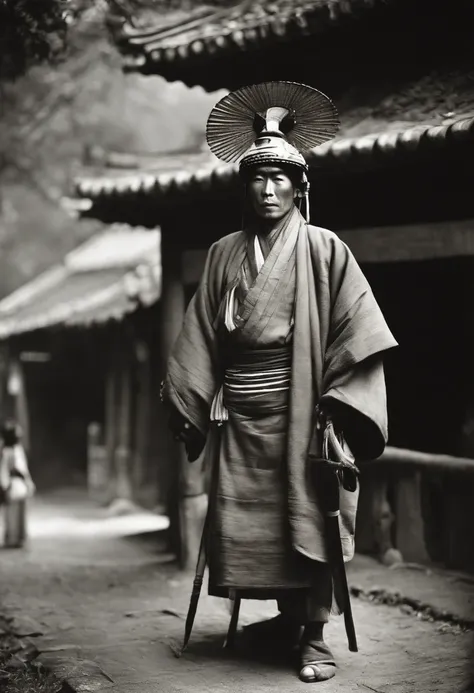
(0, 420, 35, 548)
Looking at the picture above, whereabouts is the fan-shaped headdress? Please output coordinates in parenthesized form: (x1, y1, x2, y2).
(206, 81, 340, 221)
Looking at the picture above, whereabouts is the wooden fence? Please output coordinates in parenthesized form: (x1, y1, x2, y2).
(357, 446, 474, 572)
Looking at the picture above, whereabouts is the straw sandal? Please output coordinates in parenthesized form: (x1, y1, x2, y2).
(299, 639, 336, 683)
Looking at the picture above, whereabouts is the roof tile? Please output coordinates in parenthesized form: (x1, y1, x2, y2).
(116, 0, 383, 76)
(73, 116, 474, 210)
(0, 229, 161, 337)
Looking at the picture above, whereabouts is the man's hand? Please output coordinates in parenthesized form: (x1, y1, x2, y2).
(169, 411, 206, 462)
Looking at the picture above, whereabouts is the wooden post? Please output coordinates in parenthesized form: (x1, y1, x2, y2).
(180, 452, 208, 570)
(394, 471, 430, 563)
(114, 343, 133, 502)
(356, 470, 401, 565)
(133, 339, 151, 505)
(447, 402, 474, 570)
(87, 422, 109, 504)
(444, 473, 474, 571)
(161, 235, 188, 567)
(106, 327, 135, 515)
(160, 230, 206, 571)
(104, 341, 118, 505)
(0, 345, 7, 418)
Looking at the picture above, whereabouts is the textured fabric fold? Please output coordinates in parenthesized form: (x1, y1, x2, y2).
(286, 223, 397, 562)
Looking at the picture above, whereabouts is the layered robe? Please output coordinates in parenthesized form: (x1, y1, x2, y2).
(164, 206, 397, 596)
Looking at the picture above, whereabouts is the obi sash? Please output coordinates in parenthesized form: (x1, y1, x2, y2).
(211, 346, 292, 423)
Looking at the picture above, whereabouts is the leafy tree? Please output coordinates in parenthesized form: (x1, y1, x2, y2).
(0, 0, 69, 81)
(1, 0, 249, 80)
(0, 0, 145, 81)
(0, 0, 245, 82)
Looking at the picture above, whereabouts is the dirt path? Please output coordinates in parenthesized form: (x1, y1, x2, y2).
(0, 489, 471, 692)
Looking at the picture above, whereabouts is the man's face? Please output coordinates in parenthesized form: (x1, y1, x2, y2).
(246, 166, 298, 222)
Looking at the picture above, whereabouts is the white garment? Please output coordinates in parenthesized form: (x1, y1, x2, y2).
(0, 445, 35, 498)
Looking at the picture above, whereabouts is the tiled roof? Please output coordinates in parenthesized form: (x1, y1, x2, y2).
(74, 115, 474, 212)
(117, 0, 384, 79)
(0, 228, 161, 338)
(75, 150, 227, 202)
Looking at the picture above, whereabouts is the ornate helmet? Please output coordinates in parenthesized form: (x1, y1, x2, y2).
(206, 81, 340, 221)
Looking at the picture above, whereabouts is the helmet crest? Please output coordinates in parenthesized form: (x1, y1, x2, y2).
(206, 81, 340, 171)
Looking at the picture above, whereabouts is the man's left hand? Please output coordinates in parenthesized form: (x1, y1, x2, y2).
(169, 412, 206, 462)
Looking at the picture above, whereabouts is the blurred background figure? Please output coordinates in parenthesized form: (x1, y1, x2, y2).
(0, 419, 35, 548)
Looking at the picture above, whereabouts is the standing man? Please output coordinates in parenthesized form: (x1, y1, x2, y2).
(162, 82, 397, 683)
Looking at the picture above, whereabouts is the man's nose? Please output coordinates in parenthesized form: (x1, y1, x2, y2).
(263, 179, 275, 196)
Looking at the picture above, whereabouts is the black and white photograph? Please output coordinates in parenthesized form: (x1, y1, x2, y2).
(0, 1, 473, 691)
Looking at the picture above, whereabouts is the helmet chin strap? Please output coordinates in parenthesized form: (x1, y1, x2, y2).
(298, 172, 310, 223)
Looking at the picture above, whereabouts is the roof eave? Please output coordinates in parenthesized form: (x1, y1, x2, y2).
(74, 116, 474, 220)
(115, 0, 385, 84)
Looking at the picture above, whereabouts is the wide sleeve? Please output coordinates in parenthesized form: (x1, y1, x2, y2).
(162, 242, 222, 436)
(320, 238, 398, 459)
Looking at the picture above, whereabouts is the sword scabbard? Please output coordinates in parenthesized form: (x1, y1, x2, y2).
(310, 414, 359, 652)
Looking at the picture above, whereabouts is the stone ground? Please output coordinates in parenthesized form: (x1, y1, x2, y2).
(0, 488, 473, 693)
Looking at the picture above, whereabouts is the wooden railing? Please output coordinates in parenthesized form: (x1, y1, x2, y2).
(377, 446, 474, 473)
(356, 446, 474, 570)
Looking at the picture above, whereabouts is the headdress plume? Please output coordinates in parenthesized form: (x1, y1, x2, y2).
(206, 81, 340, 164)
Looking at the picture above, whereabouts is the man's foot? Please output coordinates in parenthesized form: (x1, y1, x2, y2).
(299, 636, 336, 683)
(242, 615, 302, 651)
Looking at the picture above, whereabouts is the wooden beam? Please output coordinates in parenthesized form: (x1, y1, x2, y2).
(338, 218, 474, 264)
(178, 220, 474, 268)
(374, 446, 474, 473)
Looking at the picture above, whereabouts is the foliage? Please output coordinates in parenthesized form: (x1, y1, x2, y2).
(0, 0, 142, 81)
(0, 0, 69, 81)
(0, 0, 248, 82)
